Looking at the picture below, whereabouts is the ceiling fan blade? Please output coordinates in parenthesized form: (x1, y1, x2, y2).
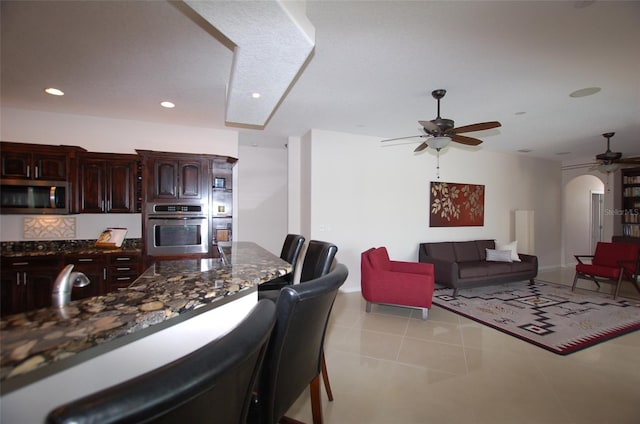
(414, 142, 429, 152)
(381, 135, 426, 143)
(618, 157, 640, 164)
(451, 134, 483, 146)
(418, 120, 439, 133)
(450, 121, 501, 134)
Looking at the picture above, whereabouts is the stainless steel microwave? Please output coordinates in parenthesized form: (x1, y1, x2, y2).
(0, 180, 69, 214)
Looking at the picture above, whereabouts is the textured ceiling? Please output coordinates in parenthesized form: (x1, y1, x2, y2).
(1, 0, 639, 164)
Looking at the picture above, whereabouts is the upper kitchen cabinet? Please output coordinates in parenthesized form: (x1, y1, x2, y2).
(1, 141, 83, 181)
(138, 150, 210, 202)
(73, 152, 140, 213)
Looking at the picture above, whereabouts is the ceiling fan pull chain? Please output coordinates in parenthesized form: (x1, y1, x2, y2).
(436, 148, 441, 179)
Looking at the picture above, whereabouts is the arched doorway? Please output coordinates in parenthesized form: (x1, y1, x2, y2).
(563, 174, 605, 266)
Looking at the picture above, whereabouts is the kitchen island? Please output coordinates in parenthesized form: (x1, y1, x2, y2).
(0, 242, 291, 423)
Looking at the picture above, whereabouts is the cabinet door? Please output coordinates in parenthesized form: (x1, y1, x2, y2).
(33, 153, 67, 181)
(66, 257, 104, 299)
(107, 160, 135, 213)
(25, 270, 56, 311)
(1, 151, 31, 179)
(153, 159, 179, 199)
(1, 257, 60, 315)
(1, 271, 22, 316)
(78, 159, 107, 213)
(179, 160, 203, 199)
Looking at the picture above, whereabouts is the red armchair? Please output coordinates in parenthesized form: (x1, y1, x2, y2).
(572, 241, 640, 299)
(361, 247, 435, 319)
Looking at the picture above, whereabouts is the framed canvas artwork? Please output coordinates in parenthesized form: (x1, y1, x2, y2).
(430, 181, 485, 227)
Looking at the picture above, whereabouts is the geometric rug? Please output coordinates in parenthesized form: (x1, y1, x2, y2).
(432, 280, 640, 355)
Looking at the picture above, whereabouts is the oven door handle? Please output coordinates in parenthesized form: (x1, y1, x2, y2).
(148, 216, 207, 220)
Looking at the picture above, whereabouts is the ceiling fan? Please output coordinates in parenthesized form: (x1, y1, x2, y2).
(595, 132, 640, 166)
(381, 89, 502, 152)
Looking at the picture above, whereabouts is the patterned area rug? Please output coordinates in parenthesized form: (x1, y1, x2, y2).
(432, 280, 640, 355)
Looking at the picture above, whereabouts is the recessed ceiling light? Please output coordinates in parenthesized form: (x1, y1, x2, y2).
(517, 149, 532, 153)
(514, 111, 526, 116)
(160, 101, 175, 108)
(569, 87, 601, 98)
(251, 92, 261, 99)
(45, 87, 64, 96)
(555, 152, 571, 155)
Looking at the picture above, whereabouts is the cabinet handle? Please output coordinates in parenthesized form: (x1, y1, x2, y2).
(116, 277, 132, 281)
(27, 165, 30, 178)
(101, 200, 105, 212)
(78, 258, 94, 262)
(23, 272, 27, 285)
(104, 268, 107, 280)
(12, 262, 29, 266)
(115, 257, 131, 262)
(116, 267, 132, 271)
(35, 166, 39, 179)
(16, 272, 21, 285)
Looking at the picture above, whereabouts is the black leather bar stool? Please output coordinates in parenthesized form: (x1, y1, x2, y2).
(46, 300, 277, 424)
(249, 263, 349, 424)
(259, 234, 305, 292)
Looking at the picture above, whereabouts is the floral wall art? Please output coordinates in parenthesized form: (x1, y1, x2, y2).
(430, 181, 485, 227)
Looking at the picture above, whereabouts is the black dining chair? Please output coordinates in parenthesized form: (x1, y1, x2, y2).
(46, 300, 277, 424)
(259, 240, 339, 402)
(249, 262, 349, 424)
(259, 234, 305, 292)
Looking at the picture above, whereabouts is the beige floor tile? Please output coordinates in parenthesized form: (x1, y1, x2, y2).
(283, 271, 640, 423)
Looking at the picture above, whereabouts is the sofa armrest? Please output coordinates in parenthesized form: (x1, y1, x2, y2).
(418, 256, 457, 286)
(389, 260, 434, 276)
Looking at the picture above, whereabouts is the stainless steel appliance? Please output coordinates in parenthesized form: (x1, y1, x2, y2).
(145, 202, 209, 256)
(0, 180, 68, 214)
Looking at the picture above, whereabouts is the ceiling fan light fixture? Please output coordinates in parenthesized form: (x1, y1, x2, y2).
(597, 162, 619, 174)
(427, 136, 451, 150)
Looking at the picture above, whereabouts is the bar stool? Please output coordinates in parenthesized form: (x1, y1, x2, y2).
(259, 234, 305, 292)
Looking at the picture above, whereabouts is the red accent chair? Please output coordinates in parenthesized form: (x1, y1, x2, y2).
(572, 241, 640, 299)
(361, 247, 435, 319)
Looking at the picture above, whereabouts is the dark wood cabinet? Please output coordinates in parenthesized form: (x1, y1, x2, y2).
(106, 252, 142, 292)
(64, 255, 104, 300)
(1, 256, 59, 316)
(0, 141, 74, 181)
(138, 151, 208, 202)
(75, 153, 139, 213)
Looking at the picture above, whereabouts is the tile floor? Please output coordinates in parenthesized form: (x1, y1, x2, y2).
(284, 267, 640, 423)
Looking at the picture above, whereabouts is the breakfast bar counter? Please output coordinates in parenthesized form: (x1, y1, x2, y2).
(0, 242, 291, 423)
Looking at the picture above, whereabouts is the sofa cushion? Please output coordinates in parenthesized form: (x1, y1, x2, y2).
(496, 240, 521, 262)
(476, 240, 495, 260)
(509, 260, 536, 273)
(454, 241, 481, 262)
(458, 261, 489, 279)
(425, 242, 456, 262)
(486, 249, 512, 262)
(368, 247, 391, 271)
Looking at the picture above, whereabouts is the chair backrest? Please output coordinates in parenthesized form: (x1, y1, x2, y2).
(595, 241, 640, 275)
(46, 300, 277, 424)
(280, 234, 305, 282)
(299, 240, 338, 282)
(254, 263, 349, 424)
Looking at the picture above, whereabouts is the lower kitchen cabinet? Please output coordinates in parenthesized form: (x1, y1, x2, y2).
(1, 256, 60, 316)
(106, 252, 142, 292)
(64, 254, 104, 300)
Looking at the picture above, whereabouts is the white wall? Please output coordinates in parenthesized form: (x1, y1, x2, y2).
(235, 145, 288, 256)
(306, 129, 562, 292)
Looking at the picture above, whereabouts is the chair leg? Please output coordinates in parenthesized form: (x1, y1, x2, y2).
(321, 352, 334, 401)
(571, 272, 579, 292)
(421, 308, 429, 320)
(365, 301, 372, 313)
(309, 375, 323, 424)
(614, 272, 624, 300)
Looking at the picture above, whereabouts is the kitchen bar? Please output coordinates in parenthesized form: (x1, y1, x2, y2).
(0, 242, 291, 423)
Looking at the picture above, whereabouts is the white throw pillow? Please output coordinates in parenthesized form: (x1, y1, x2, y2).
(496, 240, 521, 262)
(486, 249, 513, 262)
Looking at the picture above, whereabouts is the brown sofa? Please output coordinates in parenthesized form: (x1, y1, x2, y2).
(418, 239, 538, 296)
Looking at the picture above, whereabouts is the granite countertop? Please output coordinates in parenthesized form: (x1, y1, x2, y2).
(0, 239, 142, 258)
(0, 242, 290, 388)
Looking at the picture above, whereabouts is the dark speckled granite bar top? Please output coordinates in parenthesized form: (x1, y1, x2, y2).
(0, 242, 290, 390)
(1, 239, 142, 257)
